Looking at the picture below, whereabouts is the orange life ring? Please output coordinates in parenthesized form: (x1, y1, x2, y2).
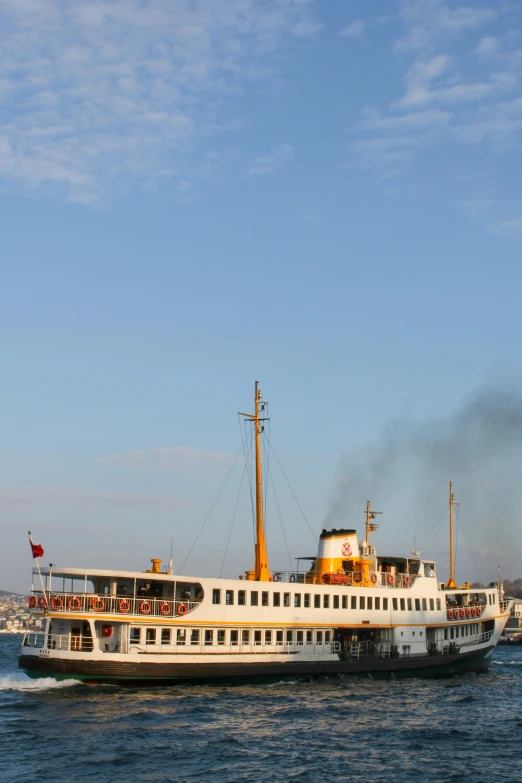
(403, 575, 410, 586)
(459, 608, 465, 619)
(471, 607, 477, 618)
(447, 609, 453, 620)
(370, 573, 378, 584)
(38, 596, 47, 609)
(119, 599, 131, 614)
(50, 596, 63, 610)
(139, 600, 151, 615)
(68, 596, 82, 610)
(177, 602, 188, 616)
(159, 602, 171, 616)
(476, 606, 482, 616)
(91, 597, 105, 612)
(273, 573, 281, 582)
(28, 596, 36, 609)
(387, 574, 394, 586)
(353, 572, 362, 584)
(465, 607, 471, 618)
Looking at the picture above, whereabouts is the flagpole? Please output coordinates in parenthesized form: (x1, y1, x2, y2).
(28, 531, 47, 606)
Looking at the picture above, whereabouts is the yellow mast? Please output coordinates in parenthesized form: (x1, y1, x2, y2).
(239, 381, 270, 581)
(365, 500, 382, 546)
(445, 481, 456, 589)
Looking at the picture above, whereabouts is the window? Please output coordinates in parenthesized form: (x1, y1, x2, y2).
(230, 630, 238, 645)
(351, 596, 357, 610)
(284, 593, 291, 607)
(304, 594, 311, 608)
(415, 599, 420, 611)
(316, 630, 323, 644)
(265, 630, 272, 645)
(444, 628, 448, 640)
(407, 598, 413, 611)
(400, 598, 405, 611)
(325, 631, 331, 644)
(493, 594, 496, 604)
(226, 590, 234, 606)
(190, 630, 200, 645)
(146, 628, 156, 645)
(161, 629, 171, 645)
(375, 597, 380, 610)
(306, 630, 313, 644)
(342, 596, 348, 609)
(238, 590, 246, 606)
(276, 630, 283, 645)
(262, 591, 269, 607)
(251, 591, 258, 606)
(212, 589, 221, 605)
(130, 627, 141, 644)
(383, 598, 388, 610)
(450, 627, 454, 640)
(367, 597, 373, 610)
(436, 598, 441, 610)
(314, 595, 321, 609)
(333, 595, 339, 609)
(205, 630, 213, 646)
(241, 629, 249, 645)
(286, 629, 293, 643)
(422, 599, 427, 611)
(254, 630, 262, 645)
(294, 594, 301, 608)
(323, 595, 330, 609)
(273, 592, 280, 607)
(177, 629, 186, 646)
(429, 598, 434, 611)
(296, 631, 303, 645)
(360, 596, 366, 610)
(218, 630, 225, 645)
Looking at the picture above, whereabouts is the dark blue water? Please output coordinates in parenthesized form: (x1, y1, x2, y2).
(1, 635, 521, 783)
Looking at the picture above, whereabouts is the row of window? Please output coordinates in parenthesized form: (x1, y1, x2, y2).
(130, 627, 333, 646)
(444, 623, 481, 640)
(212, 588, 442, 612)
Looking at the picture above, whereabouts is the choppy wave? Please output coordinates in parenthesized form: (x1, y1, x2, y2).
(491, 660, 522, 666)
(0, 675, 80, 692)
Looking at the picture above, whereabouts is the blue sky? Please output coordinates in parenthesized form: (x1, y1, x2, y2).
(1, 0, 522, 592)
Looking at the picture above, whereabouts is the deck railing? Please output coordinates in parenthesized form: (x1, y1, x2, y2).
(271, 571, 420, 588)
(458, 629, 494, 647)
(28, 593, 201, 618)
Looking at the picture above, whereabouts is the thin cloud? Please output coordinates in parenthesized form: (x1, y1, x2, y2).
(338, 21, 365, 38)
(0, 0, 320, 204)
(0, 484, 188, 510)
(98, 446, 238, 473)
(248, 143, 294, 175)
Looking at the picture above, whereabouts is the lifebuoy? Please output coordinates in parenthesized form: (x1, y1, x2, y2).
(387, 574, 394, 586)
(403, 575, 410, 586)
(353, 572, 362, 584)
(459, 608, 465, 619)
(447, 609, 453, 620)
(177, 602, 188, 616)
(119, 599, 130, 614)
(273, 573, 281, 582)
(159, 602, 171, 616)
(370, 573, 378, 584)
(68, 596, 81, 610)
(50, 596, 63, 610)
(139, 600, 151, 615)
(28, 596, 36, 609)
(91, 597, 105, 612)
(465, 607, 471, 618)
(38, 596, 47, 609)
(471, 607, 477, 617)
(477, 606, 482, 616)
(289, 574, 296, 583)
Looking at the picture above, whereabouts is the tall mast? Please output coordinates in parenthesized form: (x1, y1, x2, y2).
(445, 481, 456, 589)
(239, 381, 270, 581)
(365, 500, 382, 547)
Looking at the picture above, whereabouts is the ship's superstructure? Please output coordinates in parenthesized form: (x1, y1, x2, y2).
(19, 384, 512, 682)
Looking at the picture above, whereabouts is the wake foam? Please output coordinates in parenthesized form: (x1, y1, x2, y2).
(492, 660, 522, 666)
(0, 675, 80, 692)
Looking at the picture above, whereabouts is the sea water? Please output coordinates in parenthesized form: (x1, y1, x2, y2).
(1, 634, 521, 783)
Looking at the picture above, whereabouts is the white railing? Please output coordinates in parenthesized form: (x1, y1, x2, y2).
(28, 593, 200, 618)
(459, 630, 494, 648)
(128, 641, 341, 655)
(271, 570, 418, 588)
(22, 632, 94, 651)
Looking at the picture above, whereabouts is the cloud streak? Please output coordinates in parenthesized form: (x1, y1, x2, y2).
(0, 0, 320, 203)
(98, 445, 237, 473)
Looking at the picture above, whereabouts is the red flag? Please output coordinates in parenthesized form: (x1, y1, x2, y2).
(30, 542, 44, 559)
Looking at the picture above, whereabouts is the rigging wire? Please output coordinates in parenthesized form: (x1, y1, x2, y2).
(219, 454, 249, 578)
(238, 414, 256, 537)
(179, 443, 246, 575)
(267, 458, 294, 572)
(268, 442, 318, 544)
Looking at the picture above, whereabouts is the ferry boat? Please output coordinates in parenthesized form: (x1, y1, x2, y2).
(19, 383, 512, 683)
